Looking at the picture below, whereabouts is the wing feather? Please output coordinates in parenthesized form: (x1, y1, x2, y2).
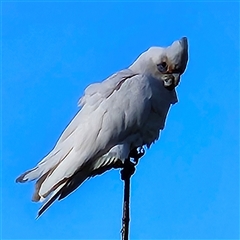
(38, 73, 152, 198)
(17, 70, 152, 206)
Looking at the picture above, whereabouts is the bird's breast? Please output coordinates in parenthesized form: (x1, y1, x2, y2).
(138, 77, 176, 147)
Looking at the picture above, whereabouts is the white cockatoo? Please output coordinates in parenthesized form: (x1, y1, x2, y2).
(16, 37, 188, 217)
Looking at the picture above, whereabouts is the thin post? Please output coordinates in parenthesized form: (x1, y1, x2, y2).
(120, 148, 145, 240)
(121, 158, 135, 240)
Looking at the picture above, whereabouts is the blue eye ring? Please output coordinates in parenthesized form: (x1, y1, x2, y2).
(157, 62, 168, 72)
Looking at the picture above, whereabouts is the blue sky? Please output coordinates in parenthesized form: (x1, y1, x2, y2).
(2, 1, 239, 240)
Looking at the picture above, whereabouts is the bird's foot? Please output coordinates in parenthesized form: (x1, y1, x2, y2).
(129, 147, 145, 165)
(120, 147, 145, 180)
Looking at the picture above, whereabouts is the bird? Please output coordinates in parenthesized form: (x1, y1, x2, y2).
(16, 37, 189, 217)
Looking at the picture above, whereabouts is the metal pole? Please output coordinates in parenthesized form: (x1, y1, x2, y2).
(121, 158, 134, 240)
(120, 147, 144, 240)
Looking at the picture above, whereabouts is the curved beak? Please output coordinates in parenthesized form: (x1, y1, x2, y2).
(163, 73, 180, 91)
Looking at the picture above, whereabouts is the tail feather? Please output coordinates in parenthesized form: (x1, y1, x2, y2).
(37, 170, 90, 217)
(17, 146, 127, 217)
(32, 171, 51, 202)
(37, 182, 66, 218)
(59, 155, 123, 200)
(59, 170, 89, 200)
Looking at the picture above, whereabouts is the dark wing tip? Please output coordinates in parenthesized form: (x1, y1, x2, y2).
(15, 168, 37, 183)
(15, 174, 28, 183)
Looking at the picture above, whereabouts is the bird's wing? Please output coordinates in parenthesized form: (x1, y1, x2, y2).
(16, 69, 135, 183)
(78, 69, 135, 108)
(16, 70, 152, 214)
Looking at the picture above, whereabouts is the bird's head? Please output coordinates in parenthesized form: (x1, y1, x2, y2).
(130, 37, 188, 90)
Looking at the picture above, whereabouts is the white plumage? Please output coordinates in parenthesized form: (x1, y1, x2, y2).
(16, 37, 188, 217)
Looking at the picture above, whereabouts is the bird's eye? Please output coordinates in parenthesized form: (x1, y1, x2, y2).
(157, 62, 168, 72)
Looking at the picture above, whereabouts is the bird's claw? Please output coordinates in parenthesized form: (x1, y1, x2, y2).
(120, 147, 145, 180)
(129, 147, 145, 165)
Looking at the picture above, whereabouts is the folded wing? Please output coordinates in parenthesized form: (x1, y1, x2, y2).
(16, 69, 152, 217)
